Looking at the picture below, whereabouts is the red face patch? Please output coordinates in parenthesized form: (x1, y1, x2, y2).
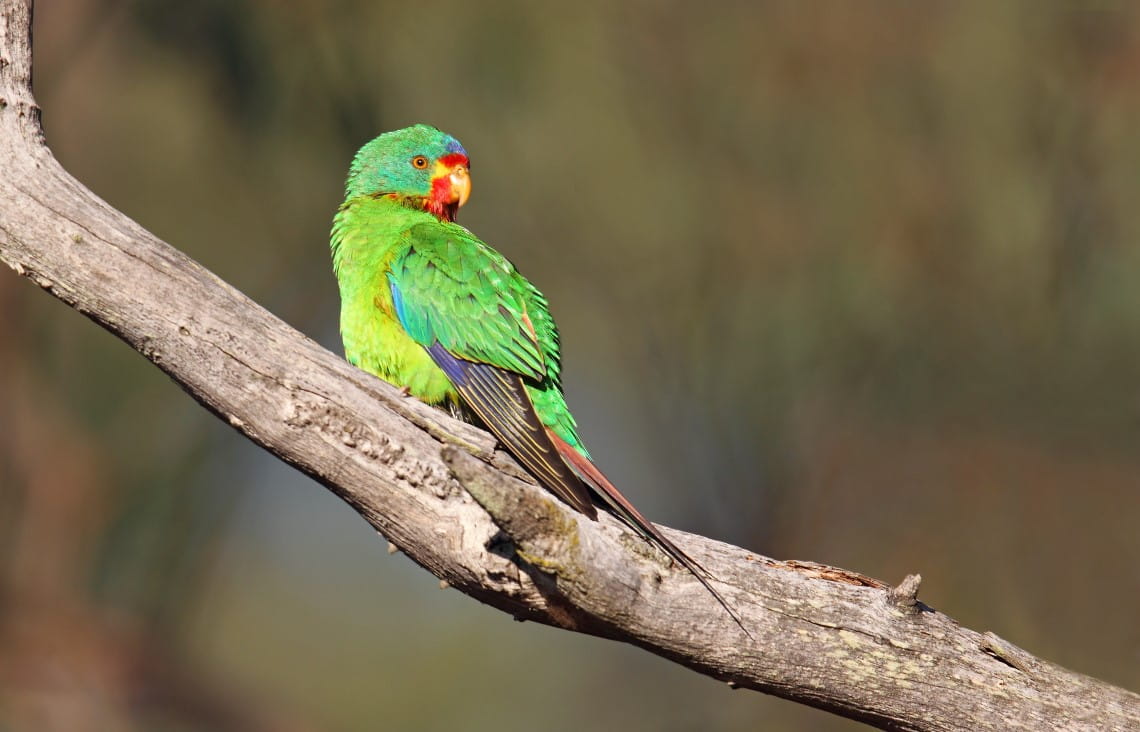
(426, 153, 470, 222)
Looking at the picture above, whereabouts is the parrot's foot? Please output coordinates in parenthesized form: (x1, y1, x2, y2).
(399, 385, 412, 396)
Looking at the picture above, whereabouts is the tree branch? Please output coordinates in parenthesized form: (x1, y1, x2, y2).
(1, 3, 1137, 729)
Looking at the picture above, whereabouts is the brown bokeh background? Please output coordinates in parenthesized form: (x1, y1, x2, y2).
(2, 1, 1138, 730)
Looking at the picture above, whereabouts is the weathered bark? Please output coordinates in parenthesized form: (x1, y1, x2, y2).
(1, 2, 1137, 729)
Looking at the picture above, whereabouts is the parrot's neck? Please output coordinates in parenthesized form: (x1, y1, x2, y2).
(422, 196, 459, 223)
(383, 192, 457, 223)
(426, 199, 456, 222)
(331, 196, 421, 279)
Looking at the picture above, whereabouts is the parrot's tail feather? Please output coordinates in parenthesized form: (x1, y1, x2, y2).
(546, 430, 750, 637)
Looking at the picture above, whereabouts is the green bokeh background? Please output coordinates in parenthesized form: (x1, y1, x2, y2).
(2, 1, 1139, 730)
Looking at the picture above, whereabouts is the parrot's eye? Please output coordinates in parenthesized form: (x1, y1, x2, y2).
(411, 155, 429, 169)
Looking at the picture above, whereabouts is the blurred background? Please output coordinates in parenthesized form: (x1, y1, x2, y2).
(2, 0, 1139, 729)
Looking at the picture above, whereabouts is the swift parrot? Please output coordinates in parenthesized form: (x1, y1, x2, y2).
(330, 124, 742, 629)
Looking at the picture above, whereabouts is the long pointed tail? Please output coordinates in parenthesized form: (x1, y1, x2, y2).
(546, 429, 749, 636)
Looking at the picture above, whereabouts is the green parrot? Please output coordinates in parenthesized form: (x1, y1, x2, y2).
(331, 124, 740, 627)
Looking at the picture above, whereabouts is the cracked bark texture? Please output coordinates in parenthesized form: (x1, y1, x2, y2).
(1, 2, 1138, 729)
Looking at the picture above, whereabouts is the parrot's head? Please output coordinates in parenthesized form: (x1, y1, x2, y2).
(345, 124, 471, 222)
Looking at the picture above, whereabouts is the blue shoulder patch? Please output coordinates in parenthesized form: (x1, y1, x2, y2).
(388, 274, 408, 329)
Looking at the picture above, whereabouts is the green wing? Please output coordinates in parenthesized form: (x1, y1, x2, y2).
(389, 223, 551, 378)
(387, 222, 596, 518)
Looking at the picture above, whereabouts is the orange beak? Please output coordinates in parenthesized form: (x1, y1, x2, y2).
(449, 163, 471, 208)
(434, 158, 471, 208)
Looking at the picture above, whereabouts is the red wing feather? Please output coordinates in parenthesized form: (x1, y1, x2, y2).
(547, 430, 748, 633)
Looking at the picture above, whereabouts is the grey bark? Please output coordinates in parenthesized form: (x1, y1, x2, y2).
(1, 2, 1137, 729)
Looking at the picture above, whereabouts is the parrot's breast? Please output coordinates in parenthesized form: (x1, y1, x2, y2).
(341, 291, 457, 405)
(332, 198, 458, 405)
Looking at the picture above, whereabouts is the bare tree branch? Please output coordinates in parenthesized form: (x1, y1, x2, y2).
(2, 3, 1137, 729)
